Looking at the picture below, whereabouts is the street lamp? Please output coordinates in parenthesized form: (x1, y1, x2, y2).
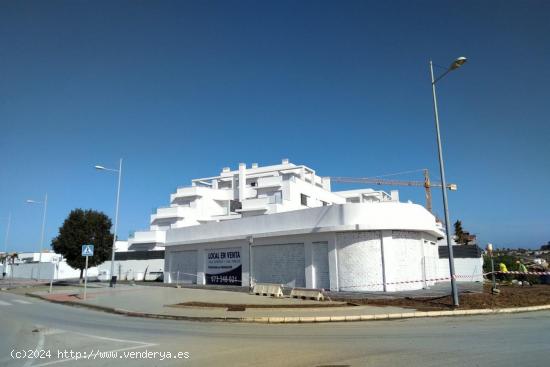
(429, 56, 468, 307)
(486, 243, 499, 294)
(26, 194, 48, 281)
(94, 159, 122, 287)
(3, 213, 11, 279)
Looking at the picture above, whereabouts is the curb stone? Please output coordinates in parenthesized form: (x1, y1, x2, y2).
(24, 292, 550, 324)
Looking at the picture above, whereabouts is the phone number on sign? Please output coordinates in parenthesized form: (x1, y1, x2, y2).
(209, 275, 240, 284)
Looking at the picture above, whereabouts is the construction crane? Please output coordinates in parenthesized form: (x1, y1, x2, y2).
(329, 169, 457, 213)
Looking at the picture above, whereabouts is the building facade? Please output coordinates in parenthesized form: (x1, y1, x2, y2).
(130, 159, 446, 291)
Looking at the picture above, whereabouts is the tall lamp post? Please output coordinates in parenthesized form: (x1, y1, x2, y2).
(3, 212, 11, 278)
(429, 56, 468, 307)
(26, 194, 48, 281)
(94, 159, 122, 287)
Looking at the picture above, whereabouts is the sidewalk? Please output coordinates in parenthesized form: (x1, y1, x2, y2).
(30, 284, 410, 319)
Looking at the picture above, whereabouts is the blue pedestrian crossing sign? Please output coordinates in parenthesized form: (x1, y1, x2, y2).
(81, 244, 94, 257)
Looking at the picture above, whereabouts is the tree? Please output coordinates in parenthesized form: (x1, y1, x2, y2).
(453, 220, 476, 245)
(52, 209, 113, 279)
(454, 220, 465, 244)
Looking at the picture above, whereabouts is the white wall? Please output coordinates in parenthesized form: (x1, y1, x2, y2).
(164, 229, 440, 292)
(384, 231, 424, 291)
(437, 257, 484, 282)
(98, 259, 164, 281)
(422, 238, 439, 287)
(7, 261, 98, 280)
(337, 231, 384, 291)
(15, 252, 61, 263)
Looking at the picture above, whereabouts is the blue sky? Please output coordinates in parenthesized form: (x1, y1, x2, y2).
(1, 0, 549, 251)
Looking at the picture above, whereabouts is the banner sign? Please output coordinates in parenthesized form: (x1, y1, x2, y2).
(205, 248, 242, 286)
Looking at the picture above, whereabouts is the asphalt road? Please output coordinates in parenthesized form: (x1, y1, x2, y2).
(0, 291, 548, 367)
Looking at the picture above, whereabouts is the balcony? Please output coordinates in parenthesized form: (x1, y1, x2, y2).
(128, 230, 166, 245)
(237, 197, 269, 213)
(255, 176, 283, 189)
(170, 186, 205, 202)
(170, 186, 232, 203)
(150, 206, 191, 224)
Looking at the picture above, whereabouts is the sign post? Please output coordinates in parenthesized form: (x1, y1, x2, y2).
(49, 258, 59, 294)
(81, 244, 94, 299)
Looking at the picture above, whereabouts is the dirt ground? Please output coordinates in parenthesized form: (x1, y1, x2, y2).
(340, 284, 550, 311)
(169, 301, 349, 309)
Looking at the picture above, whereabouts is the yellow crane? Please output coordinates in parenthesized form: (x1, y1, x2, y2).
(329, 169, 457, 213)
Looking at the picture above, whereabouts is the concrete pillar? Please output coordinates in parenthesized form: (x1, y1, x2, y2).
(391, 190, 399, 202)
(238, 163, 246, 201)
(196, 248, 205, 285)
(232, 175, 238, 198)
(164, 250, 171, 283)
(322, 177, 331, 191)
(328, 234, 339, 291)
(420, 236, 428, 289)
(241, 241, 252, 288)
(380, 231, 392, 292)
(304, 242, 314, 288)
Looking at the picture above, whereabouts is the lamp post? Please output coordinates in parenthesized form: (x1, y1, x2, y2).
(94, 158, 122, 287)
(429, 56, 468, 307)
(3, 213, 11, 278)
(26, 194, 48, 281)
(486, 243, 499, 293)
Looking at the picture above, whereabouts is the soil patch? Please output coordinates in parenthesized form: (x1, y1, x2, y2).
(167, 301, 352, 309)
(332, 284, 550, 311)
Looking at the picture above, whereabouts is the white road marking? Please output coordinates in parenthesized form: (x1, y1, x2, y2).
(0, 300, 12, 306)
(32, 344, 157, 367)
(29, 329, 157, 367)
(23, 325, 45, 367)
(74, 331, 155, 345)
(13, 299, 32, 304)
(42, 328, 65, 336)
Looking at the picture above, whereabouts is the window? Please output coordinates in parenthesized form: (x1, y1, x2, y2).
(268, 191, 282, 204)
(321, 201, 328, 206)
(230, 199, 242, 213)
(174, 198, 192, 207)
(301, 194, 308, 206)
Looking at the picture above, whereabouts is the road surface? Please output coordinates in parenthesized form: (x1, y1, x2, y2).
(0, 291, 548, 366)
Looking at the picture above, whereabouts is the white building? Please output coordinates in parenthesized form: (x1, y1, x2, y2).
(129, 159, 455, 292)
(5, 251, 98, 280)
(98, 240, 164, 281)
